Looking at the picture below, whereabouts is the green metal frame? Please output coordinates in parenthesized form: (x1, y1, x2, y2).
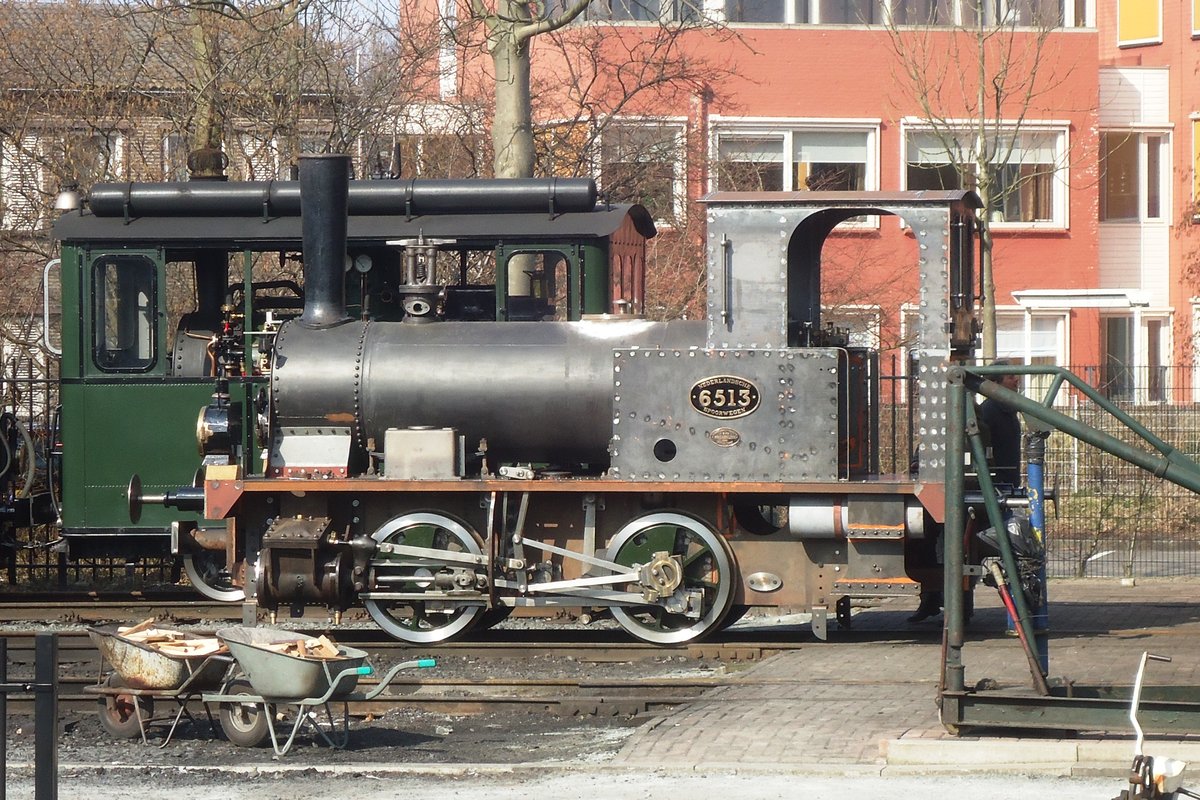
(57, 244, 219, 540)
(494, 242, 608, 320)
(941, 364, 1200, 733)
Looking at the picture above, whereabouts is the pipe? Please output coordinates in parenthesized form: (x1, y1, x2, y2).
(87, 177, 599, 218)
(943, 370, 966, 695)
(1026, 430, 1049, 671)
(965, 400, 1044, 681)
(298, 155, 351, 330)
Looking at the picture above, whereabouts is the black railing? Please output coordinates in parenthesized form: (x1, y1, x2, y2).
(7, 348, 1200, 582)
(1, 634, 59, 800)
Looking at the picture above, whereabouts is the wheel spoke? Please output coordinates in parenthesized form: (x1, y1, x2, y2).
(608, 512, 734, 645)
(364, 512, 484, 645)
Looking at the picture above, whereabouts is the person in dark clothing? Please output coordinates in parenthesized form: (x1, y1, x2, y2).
(978, 368, 1023, 487)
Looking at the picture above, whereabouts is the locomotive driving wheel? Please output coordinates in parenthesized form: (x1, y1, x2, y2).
(363, 512, 486, 644)
(608, 512, 736, 645)
(181, 551, 246, 602)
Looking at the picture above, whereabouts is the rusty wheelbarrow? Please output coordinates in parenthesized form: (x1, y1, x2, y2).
(85, 624, 234, 746)
(204, 626, 435, 756)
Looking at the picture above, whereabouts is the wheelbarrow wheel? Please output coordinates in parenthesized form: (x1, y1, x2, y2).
(98, 674, 151, 739)
(218, 679, 270, 748)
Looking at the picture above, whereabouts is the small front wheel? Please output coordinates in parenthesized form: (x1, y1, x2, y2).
(97, 674, 150, 739)
(218, 678, 270, 748)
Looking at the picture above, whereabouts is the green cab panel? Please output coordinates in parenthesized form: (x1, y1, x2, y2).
(60, 380, 217, 532)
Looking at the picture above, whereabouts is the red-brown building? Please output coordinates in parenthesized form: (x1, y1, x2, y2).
(436, 0, 1200, 402)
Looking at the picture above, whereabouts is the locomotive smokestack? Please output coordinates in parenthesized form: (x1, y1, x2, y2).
(299, 154, 351, 329)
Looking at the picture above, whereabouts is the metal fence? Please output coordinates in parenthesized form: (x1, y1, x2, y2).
(0, 364, 176, 589)
(1044, 395, 1200, 579)
(6, 354, 1200, 584)
(880, 363, 1200, 579)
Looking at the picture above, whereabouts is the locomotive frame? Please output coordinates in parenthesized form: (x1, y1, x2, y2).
(52, 155, 984, 645)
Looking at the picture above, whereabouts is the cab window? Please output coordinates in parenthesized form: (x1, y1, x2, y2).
(92, 254, 157, 371)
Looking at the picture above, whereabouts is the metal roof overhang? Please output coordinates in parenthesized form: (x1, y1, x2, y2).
(53, 204, 655, 248)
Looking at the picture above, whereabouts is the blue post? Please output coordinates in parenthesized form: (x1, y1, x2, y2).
(1026, 432, 1050, 673)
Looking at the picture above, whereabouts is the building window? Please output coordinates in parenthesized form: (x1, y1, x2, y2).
(722, 0, 1084, 25)
(996, 310, 1067, 403)
(984, 0, 1065, 26)
(1100, 131, 1167, 222)
(824, 305, 881, 348)
(1193, 118, 1200, 219)
(904, 126, 1065, 227)
(1102, 313, 1170, 403)
(726, 0, 808, 22)
(887, 0, 956, 25)
(817, 0, 879, 22)
(600, 121, 684, 225)
(233, 133, 279, 180)
(163, 134, 189, 181)
(49, 130, 123, 188)
(0, 136, 43, 231)
(586, 0, 701, 21)
(1117, 0, 1161, 46)
(715, 126, 875, 193)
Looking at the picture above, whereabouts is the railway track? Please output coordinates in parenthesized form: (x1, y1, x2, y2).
(0, 626, 792, 719)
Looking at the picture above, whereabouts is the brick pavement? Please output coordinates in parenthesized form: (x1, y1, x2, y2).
(614, 578, 1200, 774)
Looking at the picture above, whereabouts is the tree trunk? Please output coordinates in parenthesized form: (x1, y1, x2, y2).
(489, 20, 536, 299)
(490, 28, 534, 179)
(975, 174, 997, 361)
(188, 9, 226, 179)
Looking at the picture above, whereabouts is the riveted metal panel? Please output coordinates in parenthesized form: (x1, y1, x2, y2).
(609, 348, 839, 482)
(704, 209, 793, 349)
(908, 207, 953, 480)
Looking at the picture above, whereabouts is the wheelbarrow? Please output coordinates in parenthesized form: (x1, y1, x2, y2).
(204, 626, 435, 756)
(84, 624, 233, 746)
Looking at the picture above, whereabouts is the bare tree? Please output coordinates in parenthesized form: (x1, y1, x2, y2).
(449, 0, 735, 180)
(883, 2, 1077, 359)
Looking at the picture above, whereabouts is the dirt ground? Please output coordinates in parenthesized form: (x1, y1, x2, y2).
(3, 623, 728, 769)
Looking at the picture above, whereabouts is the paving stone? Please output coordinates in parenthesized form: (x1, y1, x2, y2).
(614, 578, 1200, 772)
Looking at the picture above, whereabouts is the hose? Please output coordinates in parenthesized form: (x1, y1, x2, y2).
(13, 416, 33, 498)
(0, 421, 10, 479)
(0, 412, 37, 499)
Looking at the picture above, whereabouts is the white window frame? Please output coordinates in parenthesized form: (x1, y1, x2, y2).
(597, 118, 688, 227)
(715, 0, 1089, 26)
(900, 118, 1070, 230)
(994, 306, 1070, 404)
(710, 119, 880, 229)
(1099, 127, 1171, 224)
(823, 303, 882, 349)
(1101, 308, 1173, 403)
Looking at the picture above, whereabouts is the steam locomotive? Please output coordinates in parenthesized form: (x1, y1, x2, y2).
(48, 154, 982, 644)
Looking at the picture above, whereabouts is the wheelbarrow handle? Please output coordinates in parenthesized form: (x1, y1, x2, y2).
(360, 658, 437, 701)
